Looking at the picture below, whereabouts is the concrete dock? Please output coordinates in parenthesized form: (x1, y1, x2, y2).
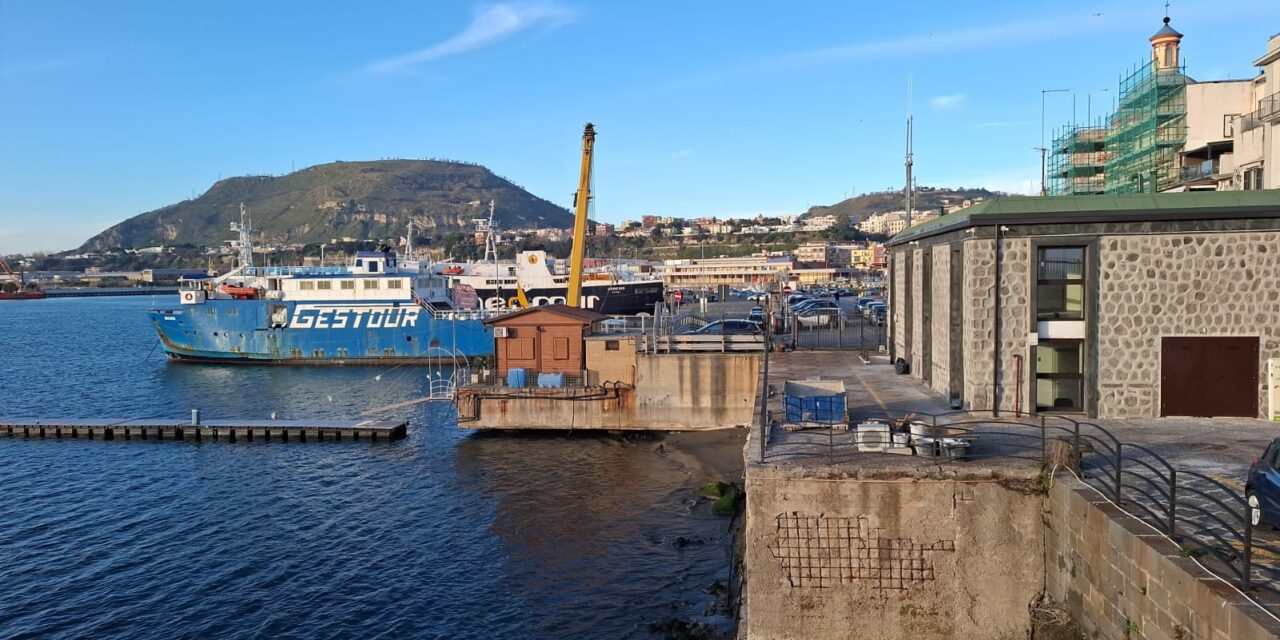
(0, 417, 407, 442)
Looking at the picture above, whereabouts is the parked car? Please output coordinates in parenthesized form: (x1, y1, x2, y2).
(1247, 438, 1280, 527)
(747, 292, 769, 302)
(863, 301, 887, 318)
(787, 293, 812, 306)
(795, 307, 845, 327)
(856, 296, 879, 310)
(683, 319, 763, 335)
(792, 299, 841, 312)
(869, 306, 887, 326)
(747, 306, 765, 324)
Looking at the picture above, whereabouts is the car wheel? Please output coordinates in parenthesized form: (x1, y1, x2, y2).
(1249, 492, 1262, 528)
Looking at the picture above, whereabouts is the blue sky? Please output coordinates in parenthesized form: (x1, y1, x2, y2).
(1, 0, 1277, 253)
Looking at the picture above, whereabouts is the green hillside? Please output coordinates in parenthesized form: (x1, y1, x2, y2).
(79, 160, 574, 251)
(803, 187, 1000, 221)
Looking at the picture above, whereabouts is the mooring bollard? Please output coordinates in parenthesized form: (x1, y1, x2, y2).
(191, 409, 200, 426)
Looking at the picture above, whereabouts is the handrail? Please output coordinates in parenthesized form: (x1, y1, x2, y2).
(755, 407, 1277, 603)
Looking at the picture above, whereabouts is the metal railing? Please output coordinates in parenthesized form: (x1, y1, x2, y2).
(756, 408, 1280, 607)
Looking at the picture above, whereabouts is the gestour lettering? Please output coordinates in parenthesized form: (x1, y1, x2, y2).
(289, 305, 420, 329)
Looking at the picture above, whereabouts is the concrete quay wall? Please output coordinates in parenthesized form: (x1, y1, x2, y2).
(1045, 476, 1280, 640)
(457, 353, 759, 430)
(743, 464, 1044, 640)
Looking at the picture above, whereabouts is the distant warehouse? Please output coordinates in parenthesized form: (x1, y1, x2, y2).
(885, 191, 1280, 420)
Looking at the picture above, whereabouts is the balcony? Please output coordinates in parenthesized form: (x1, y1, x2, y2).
(1179, 159, 1219, 184)
(1260, 91, 1280, 123)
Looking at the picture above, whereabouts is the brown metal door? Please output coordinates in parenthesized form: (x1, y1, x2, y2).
(1161, 337, 1259, 417)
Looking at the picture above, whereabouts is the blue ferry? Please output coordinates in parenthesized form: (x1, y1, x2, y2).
(150, 232, 496, 365)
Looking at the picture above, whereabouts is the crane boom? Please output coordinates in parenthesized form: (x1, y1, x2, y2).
(566, 123, 595, 308)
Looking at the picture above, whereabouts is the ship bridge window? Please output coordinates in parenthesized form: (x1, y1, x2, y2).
(368, 261, 380, 273)
(387, 279, 403, 289)
(341, 281, 355, 290)
(299, 281, 315, 290)
(317, 281, 332, 290)
(364, 279, 380, 290)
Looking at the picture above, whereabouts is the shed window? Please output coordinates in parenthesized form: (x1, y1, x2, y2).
(553, 337, 569, 360)
(508, 338, 534, 360)
(1036, 246, 1085, 320)
(605, 340, 620, 351)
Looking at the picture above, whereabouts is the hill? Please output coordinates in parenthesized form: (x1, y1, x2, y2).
(79, 160, 574, 251)
(802, 187, 1001, 221)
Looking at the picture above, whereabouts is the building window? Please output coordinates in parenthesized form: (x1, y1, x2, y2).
(605, 340, 620, 351)
(364, 279, 380, 289)
(299, 281, 315, 290)
(387, 279, 403, 289)
(317, 280, 332, 290)
(553, 337, 570, 360)
(1243, 167, 1263, 190)
(340, 280, 355, 290)
(1036, 246, 1085, 320)
(1036, 341, 1084, 412)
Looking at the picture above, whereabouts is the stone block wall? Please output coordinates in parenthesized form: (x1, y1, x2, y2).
(1045, 476, 1280, 640)
(930, 245, 951, 397)
(892, 251, 908, 360)
(996, 238, 1031, 413)
(911, 248, 925, 378)
(963, 239, 996, 410)
(1095, 232, 1280, 418)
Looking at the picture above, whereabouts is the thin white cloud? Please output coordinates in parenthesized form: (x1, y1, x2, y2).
(772, 10, 1140, 68)
(365, 2, 577, 75)
(670, 149, 695, 159)
(930, 94, 965, 110)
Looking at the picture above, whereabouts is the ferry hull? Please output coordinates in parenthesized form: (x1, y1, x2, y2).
(149, 299, 492, 364)
(474, 282, 663, 315)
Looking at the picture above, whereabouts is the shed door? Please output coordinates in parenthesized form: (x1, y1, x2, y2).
(1161, 337, 1259, 417)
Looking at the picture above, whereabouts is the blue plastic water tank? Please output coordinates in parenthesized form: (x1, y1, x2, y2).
(507, 368, 528, 388)
(537, 373, 564, 388)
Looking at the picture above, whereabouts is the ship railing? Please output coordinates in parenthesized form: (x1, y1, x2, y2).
(244, 266, 353, 277)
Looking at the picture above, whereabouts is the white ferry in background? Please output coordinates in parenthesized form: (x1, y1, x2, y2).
(438, 250, 663, 315)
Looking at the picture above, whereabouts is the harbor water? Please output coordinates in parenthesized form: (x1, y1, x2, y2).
(0, 297, 739, 639)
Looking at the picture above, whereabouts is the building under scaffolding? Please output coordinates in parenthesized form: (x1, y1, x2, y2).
(1103, 58, 1188, 193)
(1048, 17, 1192, 195)
(1048, 124, 1107, 196)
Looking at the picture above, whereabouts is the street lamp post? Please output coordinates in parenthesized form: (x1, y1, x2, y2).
(1041, 89, 1070, 196)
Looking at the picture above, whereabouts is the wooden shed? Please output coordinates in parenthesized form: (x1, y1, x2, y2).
(484, 304, 607, 375)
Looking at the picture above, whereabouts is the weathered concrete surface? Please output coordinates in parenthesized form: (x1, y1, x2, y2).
(744, 463, 1044, 640)
(1046, 475, 1280, 640)
(457, 352, 759, 430)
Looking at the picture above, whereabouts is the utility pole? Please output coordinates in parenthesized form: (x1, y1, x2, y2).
(1041, 89, 1070, 195)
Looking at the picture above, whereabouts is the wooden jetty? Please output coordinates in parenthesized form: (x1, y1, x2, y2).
(0, 417, 407, 442)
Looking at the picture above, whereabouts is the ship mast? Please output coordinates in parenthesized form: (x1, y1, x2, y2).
(230, 203, 255, 270)
(567, 123, 595, 308)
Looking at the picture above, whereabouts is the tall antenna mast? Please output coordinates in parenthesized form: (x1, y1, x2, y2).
(905, 74, 914, 228)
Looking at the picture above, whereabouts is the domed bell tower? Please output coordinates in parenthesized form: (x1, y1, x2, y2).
(1150, 16, 1183, 71)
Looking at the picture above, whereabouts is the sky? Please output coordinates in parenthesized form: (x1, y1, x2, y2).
(1, 0, 1277, 253)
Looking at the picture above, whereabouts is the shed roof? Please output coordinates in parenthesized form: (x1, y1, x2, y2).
(484, 303, 608, 326)
(886, 191, 1280, 246)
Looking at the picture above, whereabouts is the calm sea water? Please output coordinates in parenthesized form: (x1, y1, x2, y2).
(0, 297, 736, 640)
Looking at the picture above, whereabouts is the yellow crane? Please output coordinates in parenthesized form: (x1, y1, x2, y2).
(566, 123, 595, 308)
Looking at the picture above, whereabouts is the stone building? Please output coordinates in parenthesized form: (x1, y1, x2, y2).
(885, 191, 1280, 419)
